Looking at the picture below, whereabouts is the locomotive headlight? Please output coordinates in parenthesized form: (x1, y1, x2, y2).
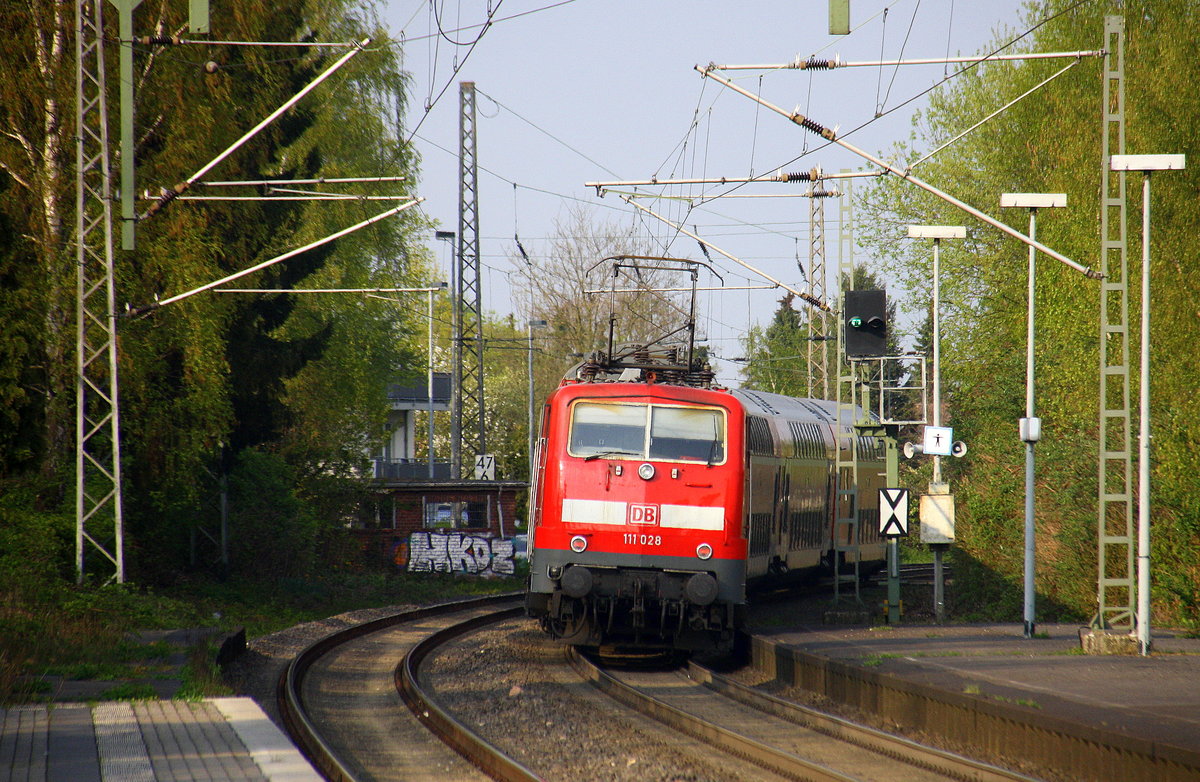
(570, 535, 588, 553)
(696, 542, 713, 560)
(637, 462, 656, 480)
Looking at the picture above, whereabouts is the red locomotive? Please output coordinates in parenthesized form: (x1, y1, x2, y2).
(525, 348, 887, 652)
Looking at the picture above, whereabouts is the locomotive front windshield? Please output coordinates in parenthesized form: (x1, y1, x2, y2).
(568, 401, 726, 464)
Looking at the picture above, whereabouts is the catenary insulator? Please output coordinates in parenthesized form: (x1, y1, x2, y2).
(782, 167, 823, 182)
(792, 55, 842, 70)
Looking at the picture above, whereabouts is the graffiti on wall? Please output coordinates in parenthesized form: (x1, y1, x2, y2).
(395, 532, 516, 576)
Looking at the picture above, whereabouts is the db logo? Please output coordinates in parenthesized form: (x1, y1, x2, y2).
(629, 503, 660, 525)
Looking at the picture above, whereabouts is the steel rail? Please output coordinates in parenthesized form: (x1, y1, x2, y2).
(567, 646, 858, 782)
(277, 593, 521, 782)
(396, 605, 539, 781)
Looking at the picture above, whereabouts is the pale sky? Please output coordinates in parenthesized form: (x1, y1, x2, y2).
(381, 0, 1044, 383)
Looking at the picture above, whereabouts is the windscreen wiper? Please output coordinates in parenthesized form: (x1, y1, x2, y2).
(584, 450, 639, 461)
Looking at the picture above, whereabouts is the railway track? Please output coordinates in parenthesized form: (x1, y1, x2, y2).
(277, 593, 525, 782)
(280, 596, 1034, 781)
(568, 649, 1036, 782)
(890, 561, 951, 585)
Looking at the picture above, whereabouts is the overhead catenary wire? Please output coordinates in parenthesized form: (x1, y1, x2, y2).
(197, 176, 407, 187)
(214, 287, 445, 294)
(910, 58, 1082, 168)
(691, 0, 1099, 211)
(878, 0, 924, 114)
(695, 65, 1102, 279)
(713, 49, 1106, 71)
(136, 37, 366, 47)
(611, 190, 843, 202)
(585, 285, 777, 294)
(623, 196, 829, 313)
(477, 87, 621, 179)
(165, 194, 412, 201)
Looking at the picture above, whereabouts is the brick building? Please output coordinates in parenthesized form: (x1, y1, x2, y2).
(354, 376, 529, 571)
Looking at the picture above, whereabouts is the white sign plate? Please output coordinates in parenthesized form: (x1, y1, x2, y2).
(879, 488, 909, 536)
(474, 453, 496, 481)
(923, 425, 953, 456)
(920, 493, 956, 543)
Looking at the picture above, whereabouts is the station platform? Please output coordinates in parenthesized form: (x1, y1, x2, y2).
(0, 697, 320, 782)
(754, 621, 1200, 780)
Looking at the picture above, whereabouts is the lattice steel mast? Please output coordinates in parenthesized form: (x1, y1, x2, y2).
(833, 180, 861, 602)
(806, 193, 830, 400)
(453, 82, 485, 478)
(1094, 16, 1132, 630)
(75, 0, 125, 583)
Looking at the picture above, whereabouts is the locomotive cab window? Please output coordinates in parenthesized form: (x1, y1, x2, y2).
(567, 401, 726, 464)
(649, 406, 724, 463)
(569, 402, 646, 458)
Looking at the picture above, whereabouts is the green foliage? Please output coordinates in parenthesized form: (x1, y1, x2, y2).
(226, 449, 319, 580)
(0, 565, 523, 703)
(857, 0, 1200, 626)
(0, 482, 73, 599)
(96, 683, 159, 701)
(741, 293, 817, 397)
(176, 642, 234, 700)
(1, 0, 435, 584)
(740, 268, 898, 399)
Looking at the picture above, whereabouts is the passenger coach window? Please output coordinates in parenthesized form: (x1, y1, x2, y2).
(569, 403, 646, 457)
(649, 407, 725, 464)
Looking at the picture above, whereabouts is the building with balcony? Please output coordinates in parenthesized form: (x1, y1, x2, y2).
(358, 373, 528, 569)
(373, 373, 452, 480)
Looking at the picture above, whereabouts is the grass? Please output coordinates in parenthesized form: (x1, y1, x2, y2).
(861, 652, 904, 667)
(176, 641, 234, 701)
(1, 569, 524, 705)
(98, 682, 159, 701)
(962, 684, 1040, 709)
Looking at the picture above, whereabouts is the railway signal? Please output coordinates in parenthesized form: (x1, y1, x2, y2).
(843, 289, 887, 357)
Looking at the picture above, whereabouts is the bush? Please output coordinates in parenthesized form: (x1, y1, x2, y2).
(226, 449, 320, 580)
(0, 482, 73, 602)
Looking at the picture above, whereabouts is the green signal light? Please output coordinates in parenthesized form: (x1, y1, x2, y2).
(849, 316, 863, 328)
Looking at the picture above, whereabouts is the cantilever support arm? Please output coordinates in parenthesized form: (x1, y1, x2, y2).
(140, 38, 372, 222)
(696, 65, 1103, 279)
(126, 198, 422, 317)
(621, 196, 832, 313)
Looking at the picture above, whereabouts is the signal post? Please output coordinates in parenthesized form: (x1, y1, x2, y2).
(843, 289, 918, 624)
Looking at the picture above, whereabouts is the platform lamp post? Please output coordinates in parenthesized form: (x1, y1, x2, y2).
(906, 226, 966, 483)
(1110, 153, 1185, 656)
(907, 225, 966, 624)
(1001, 193, 1067, 639)
(424, 281, 450, 478)
(527, 319, 548, 491)
(434, 230, 456, 478)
